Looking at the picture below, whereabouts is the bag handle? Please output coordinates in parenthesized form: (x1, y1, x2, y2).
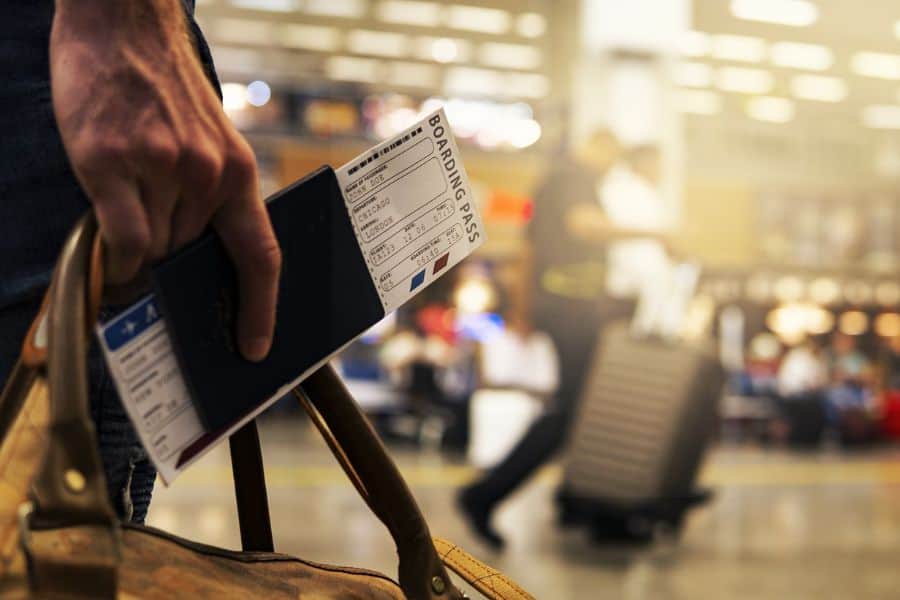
(295, 368, 464, 600)
(291, 381, 534, 600)
(30, 213, 114, 524)
(17, 213, 120, 598)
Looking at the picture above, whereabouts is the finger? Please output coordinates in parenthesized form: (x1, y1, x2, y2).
(213, 143, 280, 362)
(170, 140, 224, 250)
(90, 176, 150, 284)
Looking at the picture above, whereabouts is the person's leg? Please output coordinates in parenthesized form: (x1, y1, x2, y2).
(87, 335, 156, 523)
(458, 411, 570, 546)
(459, 309, 600, 548)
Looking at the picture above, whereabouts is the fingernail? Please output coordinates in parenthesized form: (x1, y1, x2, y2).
(243, 336, 271, 362)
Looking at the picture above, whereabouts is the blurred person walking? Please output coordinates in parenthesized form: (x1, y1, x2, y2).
(458, 132, 674, 549)
(0, 1, 280, 522)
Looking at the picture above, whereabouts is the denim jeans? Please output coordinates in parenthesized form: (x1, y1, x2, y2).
(0, 1, 218, 523)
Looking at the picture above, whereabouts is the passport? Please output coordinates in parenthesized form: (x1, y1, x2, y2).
(152, 167, 384, 432)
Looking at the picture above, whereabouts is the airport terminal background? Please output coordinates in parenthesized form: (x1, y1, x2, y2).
(146, 1, 900, 598)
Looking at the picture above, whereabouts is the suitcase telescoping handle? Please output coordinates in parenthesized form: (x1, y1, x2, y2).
(18, 212, 532, 600)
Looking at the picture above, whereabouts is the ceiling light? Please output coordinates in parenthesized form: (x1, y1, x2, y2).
(774, 276, 805, 302)
(852, 52, 900, 80)
(416, 36, 471, 64)
(444, 67, 504, 96)
(712, 34, 766, 63)
(676, 89, 722, 115)
(446, 6, 511, 35)
(210, 47, 263, 72)
(516, 13, 547, 39)
(791, 74, 847, 102)
(716, 66, 774, 94)
(771, 41, 833, 71)
(430, 38, 460, 63)
(673, 62, 713, 88)
(680, 31, 711, 57)
(863, 105, 900, 130)
(325, 56, 380, 83)
(746, 96, 795, 123)
(504, 73, 550, 99)
(844, 281, 874, 305)
(215, 18, 272, 45)
(478, 42, 542, 70)
(809, 278, 841, 305)
(304, 0, 366, 18)
(280, 24, 341, 52)
(376, 1, 443, 27)
(346, 29, 409, 58)
(508, 119, 542, 149)
(386, 61, 439, 88)
(246, 80, 271, 107)
(222, 83, 249, 113)
(230, 0, 298, 11)
(731, 0, 819, 27)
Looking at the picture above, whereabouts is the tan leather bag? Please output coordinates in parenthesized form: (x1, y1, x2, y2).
(0, 215, 535, 600)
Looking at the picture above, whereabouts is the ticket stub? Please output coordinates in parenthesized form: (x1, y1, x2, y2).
(336, 108, 484, 313)
(97, 108, 484, 483)
(97, 296, 205, 483)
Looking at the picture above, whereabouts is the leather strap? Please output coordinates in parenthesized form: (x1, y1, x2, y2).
(21, 234, 103, 370)
(228, 420, 274, 552)
(30, 214, 115, 524)
(293, 389, 377, 517)
(23, 214, 119, 597)
(294, 385, 535, 600)
(298, 367, 462, 600)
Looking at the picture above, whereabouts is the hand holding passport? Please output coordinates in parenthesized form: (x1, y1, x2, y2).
(97, 109, 485, 483)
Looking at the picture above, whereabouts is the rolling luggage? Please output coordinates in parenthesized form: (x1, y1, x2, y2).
(558, 320, 723, 542)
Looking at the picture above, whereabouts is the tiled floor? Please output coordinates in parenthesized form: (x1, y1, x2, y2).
(147, 421, 900, 599)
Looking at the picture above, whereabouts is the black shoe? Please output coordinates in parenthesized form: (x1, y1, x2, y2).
(456, 487, 506, 551)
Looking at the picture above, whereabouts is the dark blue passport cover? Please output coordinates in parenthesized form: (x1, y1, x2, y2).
(151, 166, 385, 434)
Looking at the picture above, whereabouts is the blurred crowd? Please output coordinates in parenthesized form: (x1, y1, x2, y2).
(732, 330, 900, 446)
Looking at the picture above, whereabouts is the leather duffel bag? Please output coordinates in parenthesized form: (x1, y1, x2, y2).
(0, 214, 534, 600)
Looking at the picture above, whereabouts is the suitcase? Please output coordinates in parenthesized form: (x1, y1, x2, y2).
(558, 321, 723, 541)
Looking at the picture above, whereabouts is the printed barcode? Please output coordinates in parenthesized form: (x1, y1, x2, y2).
(348, 127, 423, 176)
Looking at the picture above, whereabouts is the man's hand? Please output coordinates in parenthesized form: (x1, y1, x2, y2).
(50, 0, 280, 362)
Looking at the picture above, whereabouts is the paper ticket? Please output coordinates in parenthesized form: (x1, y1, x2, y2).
(336, 108, 484, 313)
